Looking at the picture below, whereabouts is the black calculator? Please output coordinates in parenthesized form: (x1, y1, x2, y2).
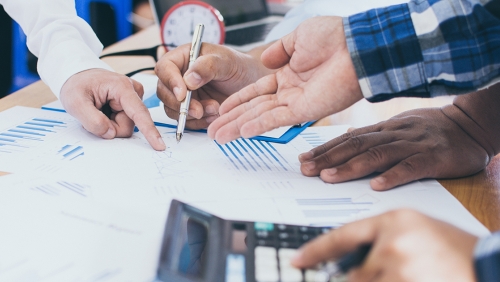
(156, 199, 342, 282)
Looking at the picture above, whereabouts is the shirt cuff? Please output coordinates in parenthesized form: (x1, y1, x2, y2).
(474, 232, 500, 282)
(37, 39, 114, 98)
(343, 3, 427, 102)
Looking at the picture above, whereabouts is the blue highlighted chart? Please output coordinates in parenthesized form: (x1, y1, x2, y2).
(215, 138, 295, 175)
(299, 132, 328, 148)
(0, 117, 67, 154)
(58, 144, 84, 161)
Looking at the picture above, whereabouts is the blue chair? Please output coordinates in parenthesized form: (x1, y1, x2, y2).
(75, 0, 133, 41)
(9, 0, 133, 93)
(9, 22, 40, 93)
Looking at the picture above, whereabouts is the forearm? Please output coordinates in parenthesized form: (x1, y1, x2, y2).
(442, 83, 500, 158)
(344, 0, 500, 102)
(474, 231, 500, 282)
(0, 0, 112, 97)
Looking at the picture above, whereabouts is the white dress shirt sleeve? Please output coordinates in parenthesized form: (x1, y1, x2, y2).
(0, 0, 114, 97)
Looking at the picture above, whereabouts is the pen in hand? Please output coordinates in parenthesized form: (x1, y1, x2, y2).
(176, 23, 205, 143)
(315, 244, 372, 281)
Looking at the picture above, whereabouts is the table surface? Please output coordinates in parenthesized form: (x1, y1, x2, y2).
(2, 26, 499, 232)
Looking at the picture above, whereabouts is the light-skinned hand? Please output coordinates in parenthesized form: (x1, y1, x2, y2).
(298, 108, 489, 190)
(292, 209, 478, 282)
(207, 16, 363, 144)
(155, 43, 273, 129)
(59, 68, 166, 151)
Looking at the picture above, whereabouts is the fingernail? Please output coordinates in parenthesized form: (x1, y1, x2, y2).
(299, 151, 314, 162)
(158, 137, 166, 149)
(102, 127, 115, 139)
(186, 72, 202, 87)
(325, 168, 337, 176)
(303, 161, 316, 171)
(205, 105, 217, 115)
(173, 87, 182, 100)
(205, 115, 218, 124)
(373, 176, 386, 185)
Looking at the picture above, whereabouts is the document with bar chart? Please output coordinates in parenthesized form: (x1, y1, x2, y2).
(0, 107, 97, 174)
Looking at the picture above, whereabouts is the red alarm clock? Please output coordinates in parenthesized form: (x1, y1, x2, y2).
(160, 0, 225, 51)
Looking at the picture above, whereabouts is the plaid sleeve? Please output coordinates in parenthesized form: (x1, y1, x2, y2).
(474, 231, 500, 282)
(344, 0, 500, 102)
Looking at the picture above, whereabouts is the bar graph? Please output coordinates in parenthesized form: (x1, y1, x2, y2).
(57, 144, 84, 161)
(0, 117, 68, 154)
(215, 138, 297, 178)
(30, 181, 91, 198)
(299, 132, 328, 148)
(296, 197, 372, 219)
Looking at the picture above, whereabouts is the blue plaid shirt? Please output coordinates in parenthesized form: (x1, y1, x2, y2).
(475, 232, 500, 282)
(344, 0, 500, 102)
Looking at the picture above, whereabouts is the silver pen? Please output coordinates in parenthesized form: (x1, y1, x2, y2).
(176, 24, 204, 142)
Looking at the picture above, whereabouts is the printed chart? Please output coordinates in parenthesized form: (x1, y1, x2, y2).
(215, 138, 298, 179)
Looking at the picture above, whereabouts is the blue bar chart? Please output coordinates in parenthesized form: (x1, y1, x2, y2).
(0, 117, 67, 154)
(57, 144, 84, 161)
(215, 138, 296, 177)
(299, 132, 328, 148)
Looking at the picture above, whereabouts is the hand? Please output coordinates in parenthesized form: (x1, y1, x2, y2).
(59, 69, 166, 151)
(155, 43, 271, 129)
(207, 16, 363, 144)
(292, 209, 478, 282)
(298, 108, 490, 191)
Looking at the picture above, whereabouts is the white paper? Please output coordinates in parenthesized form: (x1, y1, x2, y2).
(0, 110, 490, 281)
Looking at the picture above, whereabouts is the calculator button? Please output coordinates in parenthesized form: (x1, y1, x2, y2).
(255, 222, 275, 231)
(298, 226, 317, 233)
(279, 266, 303, 282)
(305, 269, 328, 282)
(255, 264, 280, 282)
(330, 275, 348, 282)
(225, 254, 246, 282)
(255, 246, 277, 257)
(279, 241, 300, 249)
(278, 232, 297, 240)
(255, 246, 278, 267)
(299, 233, 316, 242)
(276, 224, 296, 232)
(278, 248, 297, 260)
(256, 230, 274, 238)
(256, 239, 275, 247)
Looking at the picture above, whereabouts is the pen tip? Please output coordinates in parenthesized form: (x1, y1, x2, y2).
(176, 133, 182, 143)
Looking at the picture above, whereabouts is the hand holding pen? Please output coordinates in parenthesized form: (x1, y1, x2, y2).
(291, 210, 478, 282)
(176, 23, 204, 142)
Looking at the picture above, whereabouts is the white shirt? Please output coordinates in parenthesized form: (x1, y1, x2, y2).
(1, 0, 113, 97)
(265, 0, 409, 43)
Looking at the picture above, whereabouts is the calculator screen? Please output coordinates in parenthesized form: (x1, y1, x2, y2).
(173, 213, 210, 277)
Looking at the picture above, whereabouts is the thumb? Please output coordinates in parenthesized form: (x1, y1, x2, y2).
(68, 99, 117, 139)
(261, 32, 296, 69)
(291, 216, 381, 269)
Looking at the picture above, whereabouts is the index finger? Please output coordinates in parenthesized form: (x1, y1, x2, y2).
(117, 81, 166, 151)
(155, 44, 190, 101)
(291, 216, 382, 269)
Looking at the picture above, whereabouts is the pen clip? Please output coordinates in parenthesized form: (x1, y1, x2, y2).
(189, 24, 205, 62)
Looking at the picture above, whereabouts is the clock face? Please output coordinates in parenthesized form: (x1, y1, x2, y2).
(161, 1, 225, 51)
